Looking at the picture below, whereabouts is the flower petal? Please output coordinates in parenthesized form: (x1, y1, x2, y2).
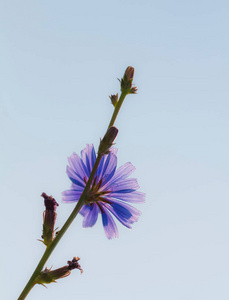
(79, 204, 91, 216)
(82, 203, 99, 227)
(66, 166, 85, 187)
(109, 191, 146, 203)
(101, 206, 119, 239)
(68, 153, 88, 180)
(105, 162, 135, 187)
(106, 198, 141, 224)
(109, 178, 140, 193)
(96, 152, 117, 183)
(95, 155, 105, 179)
(100, 153, 117, 186)
(110, 147, 118, 156)
(62, 189, 82, 203)
(81, 144, 96, 174)
(71, 183, 85, 191)
(103, 203, 132, 229)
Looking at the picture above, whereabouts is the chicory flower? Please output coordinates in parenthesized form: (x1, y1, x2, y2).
(62, 144, 145, 239)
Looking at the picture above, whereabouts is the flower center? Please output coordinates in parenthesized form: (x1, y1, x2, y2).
(84, 176, 111, 206)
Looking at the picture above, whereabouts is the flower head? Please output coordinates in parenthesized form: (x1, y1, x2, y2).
(62, 144, 145, 239)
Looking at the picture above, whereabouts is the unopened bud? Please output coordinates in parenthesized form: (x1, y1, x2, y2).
(109, 93, 119, 107)
(41, 193, 59, 247)
(125, 66, 134, 81)
(98, 126, 119, 155)
(36, 257, 83, 287)
(120, 66, 137, 94)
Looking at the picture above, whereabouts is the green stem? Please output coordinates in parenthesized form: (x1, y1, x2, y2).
(18, 91, 129, 300)
(108, 91, 128, 129)
(18, 156, 102, 300)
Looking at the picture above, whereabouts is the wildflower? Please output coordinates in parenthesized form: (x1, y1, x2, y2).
(62, 144, 145, 239)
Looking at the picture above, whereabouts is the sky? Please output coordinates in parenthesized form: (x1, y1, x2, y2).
(1, 0, 229, 299)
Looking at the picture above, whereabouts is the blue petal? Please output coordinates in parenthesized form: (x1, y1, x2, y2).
(90, 146, 96, 168)
(103, 203, 132, 229)
(79, 204, 91, 217)
(80, 152, 90, 177)
(104, 153, 117, 177)
(109, 178, 140, 193)
(97, 154, 111, 182)
(105, 162, 135, 187)
(109, 191, 146, 203)
(67, 166, 85, 187)
(101, 206, 118, 239)
(71, 183, 85, 191)
(101, 166, 116, 187)
(82, 203, 99, 227)
(110, 148, 118, 155)
(110, 202, 133, 219)
(62, 189, 82, 203)
(101, 153, 111, 176)
(68, 153, 88, 180)
(96, 152, 117, 183)
(95, 155, 105, 179)
(113, 189, 135, 193)
(106, 198, 141, 224)
(81, 144, 96, 173)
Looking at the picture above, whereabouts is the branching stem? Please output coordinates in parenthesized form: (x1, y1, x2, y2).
(18, 89, 129, 299)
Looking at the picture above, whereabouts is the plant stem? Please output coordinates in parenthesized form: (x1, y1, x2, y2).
(18, 156, 102, 300)
(18, 90, 128, 300)
(108, 91, 128, 129)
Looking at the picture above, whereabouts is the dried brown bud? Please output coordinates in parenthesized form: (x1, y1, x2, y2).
(42, 193, 59, 211)
(67, 257, 83, 273)
(109, 93, 119, 107)
(129, 86, 138, 94)
(36, 257, 83, 287)
(41, 193, 59, 247)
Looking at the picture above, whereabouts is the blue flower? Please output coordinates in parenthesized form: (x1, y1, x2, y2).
(62, 144, 145, 239)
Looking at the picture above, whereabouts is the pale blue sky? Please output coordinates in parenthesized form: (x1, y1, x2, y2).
(1, 1, 229, 299)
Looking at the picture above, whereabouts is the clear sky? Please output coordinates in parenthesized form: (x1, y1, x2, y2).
(1, 1, 229, 299)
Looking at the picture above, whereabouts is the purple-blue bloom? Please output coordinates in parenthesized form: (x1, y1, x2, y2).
(62, 144, 145, 239)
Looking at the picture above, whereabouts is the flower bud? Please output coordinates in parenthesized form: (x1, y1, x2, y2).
(125, 66, 134, 81)
(98, 126, 119, 155)
(41, 193, 59, 247)
(109, 93, 119, 107)
(36, 257, 83, 287)
(120, 66, 137, 94)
